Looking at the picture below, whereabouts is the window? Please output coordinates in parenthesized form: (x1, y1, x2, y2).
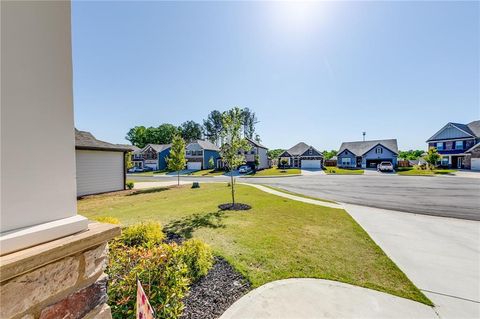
(375, 147, 383, 154)
(309, 149, 313, 155)
(455, 141, 463, 150)
(436, 142, 444, 151)
(341, 157, 351, 166)
(250, 150, 255, 154)
(441, 156, 449, 166)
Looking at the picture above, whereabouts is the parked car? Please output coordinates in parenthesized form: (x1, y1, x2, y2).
(128, 167, 143, 173)
(377, 161, 394, 172)
(238, 165, 252, 174)
(142, 166, 154, 172)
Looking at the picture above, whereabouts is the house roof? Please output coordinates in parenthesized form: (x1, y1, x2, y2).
(75, 129, 132, 152)
(143, 144, 172, 153)
(117, 144, 141, 153)
(246, 137, 268, 149)
(466, 120, 480, 137)
(338, 139, 398, 156)
(427, 120, 480, 142)
(285, 142, 310, 156)
(193, 139, 220, 151)
(466, 141, 480, 153)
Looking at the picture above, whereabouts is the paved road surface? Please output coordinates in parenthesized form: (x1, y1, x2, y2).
(128, 174, 480, 220)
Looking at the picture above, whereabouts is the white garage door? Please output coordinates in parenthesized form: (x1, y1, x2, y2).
(76, 150, 124, 196)
(471, 158, 480, 171)
(301, 160, 322, 169)
(187, 162, 202, 170)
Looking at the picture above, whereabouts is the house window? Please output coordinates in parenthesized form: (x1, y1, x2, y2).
(250, 150, 255, 154)
(341, 158, 351, 166)
(309, 149, 313, 155)
(375, 147, 383, 154)
(455, 141, 463, 150)
(441, 156, 449, 166)
(436, 142, 444, 151)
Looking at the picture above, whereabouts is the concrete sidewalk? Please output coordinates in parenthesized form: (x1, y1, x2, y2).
(133, 181, 190, 189)
(344, 204, 480, 319)
(220, 279, 438, 319)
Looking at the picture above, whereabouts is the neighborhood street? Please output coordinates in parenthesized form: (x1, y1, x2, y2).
(129, 173, 480, 221)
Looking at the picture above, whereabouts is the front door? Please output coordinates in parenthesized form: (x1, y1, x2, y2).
(457, 157, 463, 169)
(356, 157, 362, 168)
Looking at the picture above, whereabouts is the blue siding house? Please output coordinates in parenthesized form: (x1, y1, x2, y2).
(337, 139, 399, 168)
(140, 144, 171, 170)
(426, 121, 480, 169)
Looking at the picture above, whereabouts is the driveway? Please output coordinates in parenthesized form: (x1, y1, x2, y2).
(301, 168, 325, 175)
(344, 204, 480, 319)
(248, 174, 480, 220)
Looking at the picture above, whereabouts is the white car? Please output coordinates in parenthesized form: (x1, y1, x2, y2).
(377, 161, 394, 172)
(128, 167, 144, 173)
(238, 165, 253, 174)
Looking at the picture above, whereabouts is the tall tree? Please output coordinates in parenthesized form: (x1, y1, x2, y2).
(241, 107, 258, 139)
(323, 150, 338, 160)
(156, 124, 179, 144)
(166, 135, 187, 186)
(126, 126, 148, 148)
(398, 150, 424, 160)
(220, 107, 251, 205)
(203, 110, 223, 145)
(179, 121, 203, 142)
(423, 148, 441, 170)
(267, 149, 285, 159)
(125, 124, 179, 147)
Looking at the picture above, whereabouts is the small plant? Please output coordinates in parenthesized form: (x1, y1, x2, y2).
(121, 222, 165, 247)
(126, 181, 134, 190)
(192, 182, 200, 189)
(177, 239, 214, 281)
(208, 156, 215, 169)
(93, 216, 120, 224)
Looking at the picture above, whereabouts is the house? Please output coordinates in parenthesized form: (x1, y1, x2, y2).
(337, 139, 398, 168)
(242, 138, 269, 170)
(140, 144, 172, 171)
(279, 142, 324, 169)
(426, 121, 480, 169)
(465, 142, 480, 171)
(75, 129, 132, 196)
(186, 140, 221, 170)
(117, 144, 143, 168)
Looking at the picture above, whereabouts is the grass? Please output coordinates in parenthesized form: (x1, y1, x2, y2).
(262, 185, 337, 204)
(188, 169, 226, 176)
(246, 166, 301, 177)
(324, 167, 364, 175)
(129, 170, 166, 176)
(396, 167, 456, 176)
(79, 183, 431, 305)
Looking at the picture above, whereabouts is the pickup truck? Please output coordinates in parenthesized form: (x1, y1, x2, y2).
(377, 161, 394, 172)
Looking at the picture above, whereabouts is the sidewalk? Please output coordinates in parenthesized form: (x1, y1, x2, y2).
(344, 204, 480, 319)
(220, 279, 437, 319)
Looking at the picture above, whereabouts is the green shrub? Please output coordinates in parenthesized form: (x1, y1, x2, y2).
(178, 239, 213, 281)
(121, 222, 165, 247)
(93, 216, 120, 224)
(126, 181, 134, 190)
(107, 243, 190, 319)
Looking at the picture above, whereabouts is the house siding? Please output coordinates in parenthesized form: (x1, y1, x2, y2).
(428, 124, 473, 141)
(362, 145, 398, 168)
(337, 150, 356, 167)
(203, 149, 220, 169)
(158, 148, 171, 170)
(428, 139, 476, 155)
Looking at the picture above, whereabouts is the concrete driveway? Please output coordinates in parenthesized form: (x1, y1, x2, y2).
(344, 204, 480, 319)
(301, 168, 325, 175)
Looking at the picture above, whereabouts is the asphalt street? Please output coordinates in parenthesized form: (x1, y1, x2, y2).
(128, 174, 480, 220)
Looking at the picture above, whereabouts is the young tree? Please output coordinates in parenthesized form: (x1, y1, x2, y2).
(166, 135, 187, 185)
(203, 110, 223, 145)
(280, 158, 288, 169)
(220, 107, 251, 205)
(254, 155, 260, 170)
(423, 148, 441, 170)
(179, 121, 203, 142)
(208, 156, 215, 170)
(125, 152, 133, 171)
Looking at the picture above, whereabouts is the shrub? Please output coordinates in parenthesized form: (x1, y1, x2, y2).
(93, 216, 120, 224)
(178, 239, 213, 281)
(126, 181, 134, 190)
(121, 222, 165, 247)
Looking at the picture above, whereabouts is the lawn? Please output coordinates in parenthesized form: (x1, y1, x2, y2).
(129, 170, 166, 176)
(396, 167, 456, 176)
(78, 183, 430, 305)
(262, 185, 337, 204)
(246, 166, 301, 177)
(324, 167, 364, 174)
(188, 169, 225, 176)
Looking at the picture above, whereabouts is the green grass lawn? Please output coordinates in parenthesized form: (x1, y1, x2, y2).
(262, 185, 337, 204)
(79, 183, 430, 305)
(188, 169, 226, 176)
(129, 170, 166, 176)
(246, 167, 301, 177)
(396, 167, 456, 176)
(324, 167, 364, 175)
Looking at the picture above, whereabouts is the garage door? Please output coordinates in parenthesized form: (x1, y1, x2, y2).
(301, 160, 321, 169)
(472, 158, 480, 171)
(187, 162, 202, 170)
(76, 150, 124, 196)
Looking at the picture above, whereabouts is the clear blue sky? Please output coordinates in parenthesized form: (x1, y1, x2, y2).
(72, 1, 479, 151)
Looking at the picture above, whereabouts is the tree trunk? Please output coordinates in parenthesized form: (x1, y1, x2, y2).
(177, 171, 180, 186)
(230, 174, 235, 205)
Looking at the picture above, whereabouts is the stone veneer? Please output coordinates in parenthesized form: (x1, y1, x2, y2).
(0, 222, 120, 319)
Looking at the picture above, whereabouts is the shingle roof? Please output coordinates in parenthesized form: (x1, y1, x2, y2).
(338, 139, 398, 156)
(117, 144, 141, 153)
(143, 144, 171, 153)
(246, 137, 268, 149)
(194, 140, 220, 151)
(466, 120, 480, 137)
(285, 142, 311, 156)
(75, 129, 132, 152)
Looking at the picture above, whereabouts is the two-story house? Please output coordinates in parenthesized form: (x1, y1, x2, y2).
(337, 139, 398, 168)
(140, 144, 172, 171)
(240, 138, 269, 170)
(185, 140, 221, 170)
(426, 121, 480, 169)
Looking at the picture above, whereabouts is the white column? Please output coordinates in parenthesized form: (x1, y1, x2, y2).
(1, 1, 88, 255)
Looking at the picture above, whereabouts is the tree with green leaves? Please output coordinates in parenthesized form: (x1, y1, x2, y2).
(254, 155, 260, 170)
(125, 152, 133, 171)
(323, 150, 338, 160)
(179, 121, 203, 142)
(280, 158, 288, 169)
(241, 107, 258, 139)
(126, 124, 179, 148)
(398, 150, 424, 160)
(423, 148, 441, 170)
(126, 126, 148, 148)
(267, 149, 285, 159)
(208, 156, 215, 170)
(220, 107, 251, 206)
(203, 110, 223, 145)
(166, 135, 187, 186)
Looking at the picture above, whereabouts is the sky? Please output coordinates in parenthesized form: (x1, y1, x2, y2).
(72, 1, 479, 151)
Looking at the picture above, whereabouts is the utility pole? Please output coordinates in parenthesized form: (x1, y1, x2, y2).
(362, 132, 366, 141)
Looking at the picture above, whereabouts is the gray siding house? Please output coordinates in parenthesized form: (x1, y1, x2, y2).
(243, 138, 269, 170)
(186, 140, 221, 170)
(279, 142, 323, 169)
(337, 139, 398, 168)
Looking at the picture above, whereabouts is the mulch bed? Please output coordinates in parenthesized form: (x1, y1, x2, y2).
(218, 203, 252, 211)
(181, 257, 251, 319)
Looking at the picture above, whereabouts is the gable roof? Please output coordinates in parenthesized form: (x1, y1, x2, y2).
(427, 121, 480, 142)
(246, 137, 268, 149)
(285, 142, 310, 156)
(467, 120, 480, 137)
(142, 144, 171, 153)
(75, 129, 132, 152)
(466, 141, 480, 153)
(193, 139, 220, 151)
(338, 139, 398, 156)
(117, 144, 141, 153)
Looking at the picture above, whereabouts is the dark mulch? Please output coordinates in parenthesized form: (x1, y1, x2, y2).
(218, 203, 252, 211)
(164, 232, 185, 244)
(181, 257, 251, 319)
